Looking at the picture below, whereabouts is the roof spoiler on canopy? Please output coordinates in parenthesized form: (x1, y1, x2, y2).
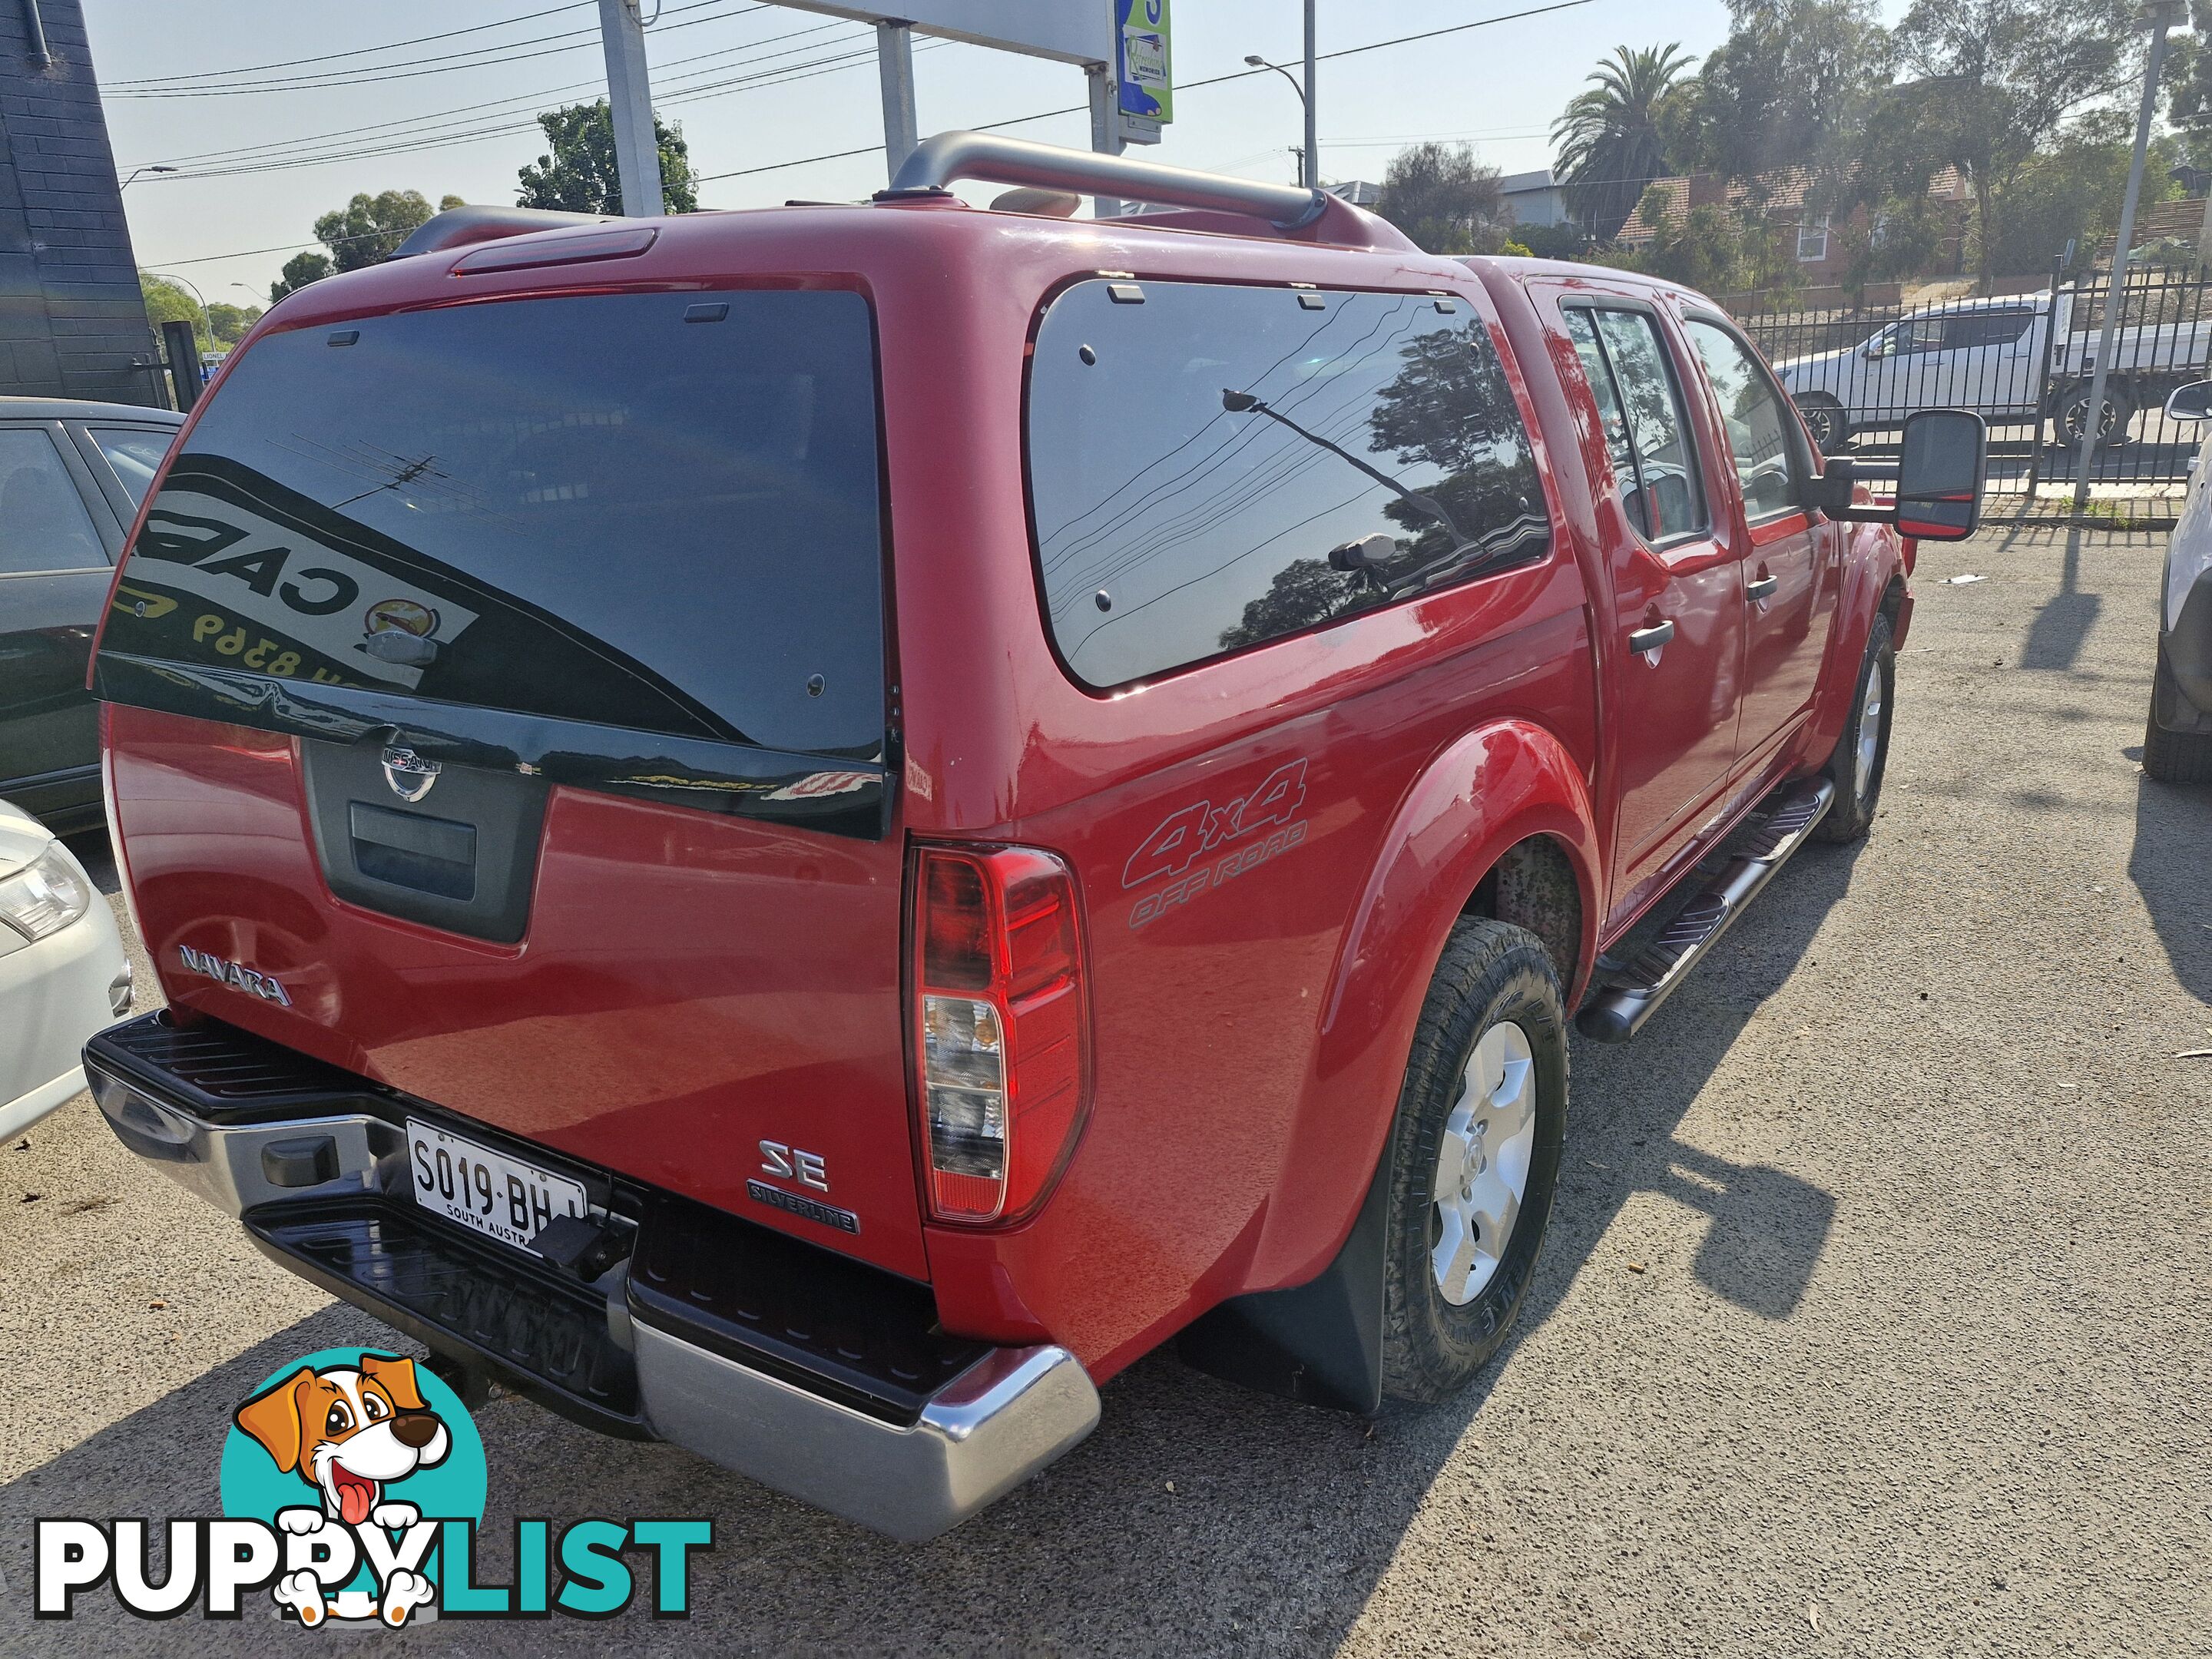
(388, 204, 618, 260)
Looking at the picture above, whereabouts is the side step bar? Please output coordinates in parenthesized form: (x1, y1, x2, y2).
(1577, 777, 1835, 1044)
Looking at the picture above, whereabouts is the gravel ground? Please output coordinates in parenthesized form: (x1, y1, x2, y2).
(2, 521, 2207, 1657)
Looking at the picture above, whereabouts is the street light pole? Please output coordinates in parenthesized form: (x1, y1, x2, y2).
(2074, 1, 2182, 512)
(143, 269, 214, 352)
(1243, 54, 1310, 188)
(119, 164, 175, 187)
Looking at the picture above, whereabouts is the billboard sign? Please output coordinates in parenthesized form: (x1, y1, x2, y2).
(1115, 0, 1173, 124)
(765, 2, 1113, 66)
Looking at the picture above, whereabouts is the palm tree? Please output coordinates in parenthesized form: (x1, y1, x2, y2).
(1552, 44, 1697, 244)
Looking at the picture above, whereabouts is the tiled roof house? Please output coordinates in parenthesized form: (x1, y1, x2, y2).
(1616, 164, 1973, 285)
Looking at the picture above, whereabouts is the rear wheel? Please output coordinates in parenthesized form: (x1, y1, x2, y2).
(2145, 637, 2212, 784)
(1797, 395, 1851, 456)
(1380, 918, 1567, 1404)
(1816, 611, 1895, 842)
(2053, 382, 2135, 449)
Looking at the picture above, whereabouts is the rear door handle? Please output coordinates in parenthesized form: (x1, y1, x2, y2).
(1747, 575, 1778, 602)
(1628, 619, 1675, 654)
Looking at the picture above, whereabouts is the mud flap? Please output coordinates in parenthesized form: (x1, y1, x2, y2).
(1174, 1139, 1392, 1415)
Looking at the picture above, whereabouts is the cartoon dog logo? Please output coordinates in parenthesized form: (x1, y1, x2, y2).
(233, 1353, 452, 1627)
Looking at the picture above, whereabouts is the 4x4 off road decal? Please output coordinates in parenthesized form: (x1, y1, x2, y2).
(1122, 757, 1310, 929)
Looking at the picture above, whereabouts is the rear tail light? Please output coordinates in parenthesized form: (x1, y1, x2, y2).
(911, 845, 1089, 1224)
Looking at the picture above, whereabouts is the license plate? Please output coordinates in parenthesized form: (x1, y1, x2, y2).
(406, 1118, 588, 1253)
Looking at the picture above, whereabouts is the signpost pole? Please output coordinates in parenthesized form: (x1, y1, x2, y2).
(2022, 255, 2065, 499)
(877, 21, 919, 183)
(2073, 1, 2179, 512)
(1088, 62, 1124, 218)
(597, 0, 664, 217)
(1302, 0, 1316, 190)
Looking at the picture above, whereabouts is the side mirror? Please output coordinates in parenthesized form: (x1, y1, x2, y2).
(1800, 454, 1856, 514)
(1861, 339, 1885, 360)
(1891, 409, 1986, 541)
(2166, 379, 2212, 422)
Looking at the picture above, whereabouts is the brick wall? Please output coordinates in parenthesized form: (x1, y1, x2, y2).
(1, 0, 161, 406)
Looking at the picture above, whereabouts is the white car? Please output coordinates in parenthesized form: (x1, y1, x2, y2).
(0, 799, 130, 1138)
(2144, 382, 2212, 783)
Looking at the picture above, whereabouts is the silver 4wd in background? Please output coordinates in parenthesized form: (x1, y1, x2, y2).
(1774, 290, 2212, 456)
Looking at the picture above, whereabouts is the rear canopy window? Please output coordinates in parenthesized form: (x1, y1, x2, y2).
(98, 289, 885, 759)
(1026, 280, 1549, 689)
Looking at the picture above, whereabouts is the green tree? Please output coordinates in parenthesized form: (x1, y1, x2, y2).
(1892, 0, 2142, 280)
(1553, 44, 1699, 242)
(204, 301, 263, 349)
(313, 189, 440, 273)
(1608, 188, 1805, 297)
(268, 250, 333, 303)
(515, 101, 698, 214)
(1512, 222, 1589, 260)
(140, 272, 209, 350)
(1984, 111, 2183, 273)
(1686, 2, 1889, 181)
(1374, 142, 1512, 255)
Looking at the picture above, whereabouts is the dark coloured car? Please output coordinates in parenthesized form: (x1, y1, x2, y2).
(0, 397, 183, 831)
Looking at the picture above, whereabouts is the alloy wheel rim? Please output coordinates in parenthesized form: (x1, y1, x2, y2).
(1430, 1021, 1538, 1306)
(2065, 395, 2120, 442)
(1855, 674, 1883, 801)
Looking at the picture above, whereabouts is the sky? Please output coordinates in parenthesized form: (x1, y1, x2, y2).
(83, 0, 1889, 303)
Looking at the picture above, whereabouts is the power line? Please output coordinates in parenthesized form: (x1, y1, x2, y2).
(104, 2, 594, 88)
(109, 1, 757, 98)
(126, 22, 868, 177)
(127, 19, 853, 171)
(694, 0, 1597, 184)
(138, 38, 943, 184)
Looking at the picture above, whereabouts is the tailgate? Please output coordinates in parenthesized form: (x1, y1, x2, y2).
(94, 285, 927, 1277)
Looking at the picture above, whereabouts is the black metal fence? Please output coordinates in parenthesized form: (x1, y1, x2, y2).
(1730, 262, 2212, 508)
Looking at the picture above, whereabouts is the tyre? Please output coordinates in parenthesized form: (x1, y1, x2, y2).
(1380, 916, 1568, 1405)
(2145, 637, 2212, 783)
(1797, 395, 1851, 456)
(2053, 382, 2136, 449)
(1816, 610, 1895, 842)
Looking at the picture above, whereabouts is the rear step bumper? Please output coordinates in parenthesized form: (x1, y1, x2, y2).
(1577, 776, 1835, 1044)
(84, 1012, 1099, 1541)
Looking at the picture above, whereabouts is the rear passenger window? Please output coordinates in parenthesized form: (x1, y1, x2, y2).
(88, 426, 174, 507)
(1561, 309, 1707, 544)
(0, 427, 107, 575)
(1684, 319, 1799, 521)
(1026, 281, 1550, 688)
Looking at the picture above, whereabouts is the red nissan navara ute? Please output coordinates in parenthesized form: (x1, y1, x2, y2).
(84, 134, 1985, 1541)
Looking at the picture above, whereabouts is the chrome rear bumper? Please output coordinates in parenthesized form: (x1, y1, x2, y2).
(86, 1017, 1098, 1541)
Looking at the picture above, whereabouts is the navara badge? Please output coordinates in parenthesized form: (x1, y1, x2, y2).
(380, 746, 439, 803)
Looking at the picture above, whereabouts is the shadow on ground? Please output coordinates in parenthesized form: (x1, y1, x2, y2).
(2129, 772, 2212, 1008)
(0, 821, 1854, 1655)
(2019, 528, 2102, 673)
